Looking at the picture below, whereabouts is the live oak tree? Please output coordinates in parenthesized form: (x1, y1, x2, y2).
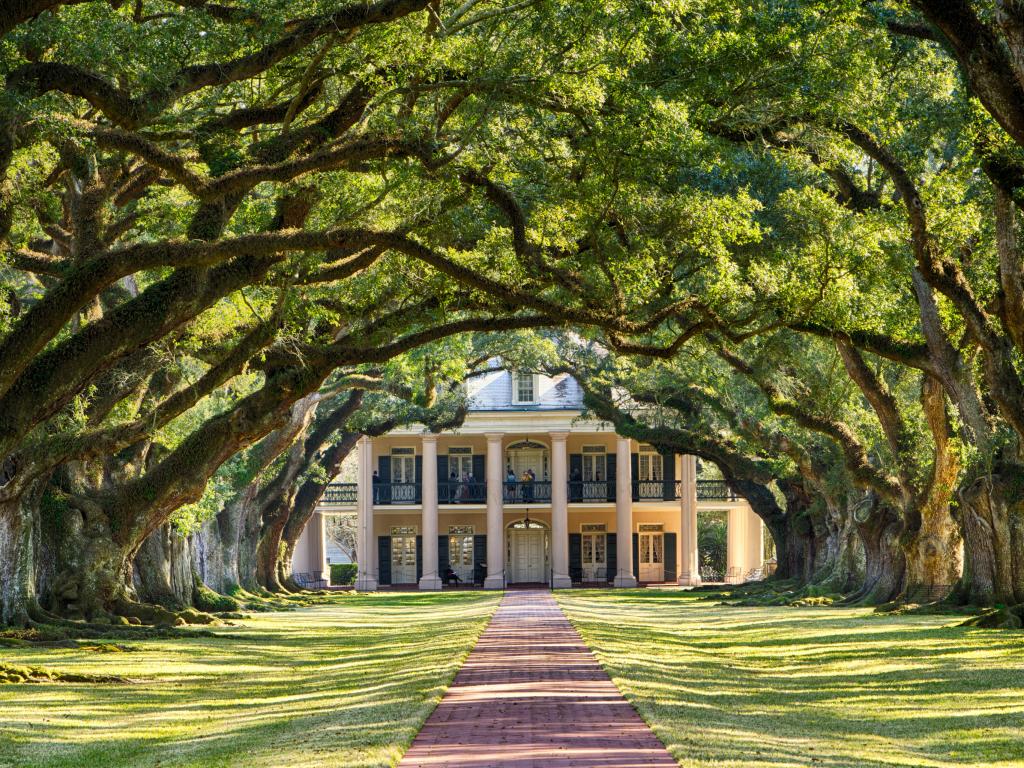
(1, 0, 745, 626)
(4, 0, 1024, 630)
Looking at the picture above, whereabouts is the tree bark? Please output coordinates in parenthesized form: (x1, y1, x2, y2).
(774, 478, 817, 582)
(134, 524, 197, 609)
(851, 500, 906, 604)
(810, 491, 864, 593)
(901, 376, 963, 603)
(0, 486, 41, 626)
(955, 469, 1024, 606)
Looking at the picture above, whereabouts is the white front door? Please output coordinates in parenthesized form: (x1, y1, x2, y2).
(638, 532, 664, 582)
(448, 533, 474, 583)
(582, 532, 607, 581)
(509, 530, 547, 583)
(391, 535, 417, 584)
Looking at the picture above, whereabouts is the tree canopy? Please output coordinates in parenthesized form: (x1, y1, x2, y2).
(1, 0, 1023, 628)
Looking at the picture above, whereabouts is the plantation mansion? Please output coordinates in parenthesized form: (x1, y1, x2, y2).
(295, 369, 765, 589)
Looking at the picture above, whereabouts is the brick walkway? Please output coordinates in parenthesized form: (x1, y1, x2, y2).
(398, 589, 677, 768)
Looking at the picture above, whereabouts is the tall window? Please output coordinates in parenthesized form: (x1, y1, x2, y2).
(638, 444, 664, 481)
(448, 446, 473, 479)
(582, 445, 606, 481)
(513, 372, 535, 403)
(390, 447, 416, 482)
(390, 447, 416, 502)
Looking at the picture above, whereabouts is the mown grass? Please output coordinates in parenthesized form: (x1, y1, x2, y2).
(0, 591, 500, 768)
(556, 589, 1024, 768)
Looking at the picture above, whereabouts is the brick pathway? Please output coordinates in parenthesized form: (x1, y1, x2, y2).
(398, 589, 677, 768)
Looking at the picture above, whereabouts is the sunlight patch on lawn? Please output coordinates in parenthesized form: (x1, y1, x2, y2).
(0, 592, 500, 768)
(556, 589, 1024, 768)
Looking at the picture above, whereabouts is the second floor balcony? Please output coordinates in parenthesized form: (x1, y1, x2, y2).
(323, 479, 740, 507)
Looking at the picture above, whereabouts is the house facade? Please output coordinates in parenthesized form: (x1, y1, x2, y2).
(295, 369, 765, 589)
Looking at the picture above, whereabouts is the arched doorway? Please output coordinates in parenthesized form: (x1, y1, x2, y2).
(505, 440, 549, 481)
(506, 518, 550, 584)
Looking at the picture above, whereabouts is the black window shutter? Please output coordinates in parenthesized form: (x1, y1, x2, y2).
(438, 535, 449, 579)
(569, 533, 582, 582)
(662, 451, 676, 500)
(472, 455, 486, 502)
(606, 533, 617, 582)
(378, 456, 391, 504)
(416, 535, 423, 581)
(414, 455, 423, 503)
(664, 532, 677, 582)
(473, 535, 487, 584)
(630, 453, 639, 501)
(606, 453, 616, 502)
(632, 532, 640, 582)
(378, 536, 392, 585)
(437, 455, 449, 503)
(569, 454, 582, 502)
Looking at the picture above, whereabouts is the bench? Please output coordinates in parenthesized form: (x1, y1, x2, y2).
(293, 572, 328, 590)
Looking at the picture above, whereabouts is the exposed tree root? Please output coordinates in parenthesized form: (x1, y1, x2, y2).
(194, 584, 241, 613)
(959, 604, 1024, 629)
(112, 599, 222, 627)
(0, 661, 132, 684)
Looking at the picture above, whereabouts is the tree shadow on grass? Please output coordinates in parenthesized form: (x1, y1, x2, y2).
(558, 592, 1024, 768)
(0, 591, 500, 768)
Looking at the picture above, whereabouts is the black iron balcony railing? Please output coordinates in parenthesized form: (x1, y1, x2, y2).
(568, 480, 614, 502)
(632, 480, 682, 500)
(321, 477, 739, 506)
(439, 480, 486, 504)
(322, 482, 357, 504)
(697, 479, 739, 501)
(372, 481, 421, 504)
(503, 480, 552, 503)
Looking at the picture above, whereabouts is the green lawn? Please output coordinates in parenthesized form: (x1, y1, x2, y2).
(0, 592, 500, 768)
(556, 589, 1024, 768)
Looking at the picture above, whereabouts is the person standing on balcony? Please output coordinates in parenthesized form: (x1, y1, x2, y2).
(506, 466, 517, 501)
(524, 468, 535, 503)
(372, 470, 380, 504)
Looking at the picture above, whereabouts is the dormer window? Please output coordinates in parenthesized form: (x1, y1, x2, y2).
(513, 371, 536, 404)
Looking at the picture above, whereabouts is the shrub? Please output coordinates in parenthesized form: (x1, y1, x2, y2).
(330, 563, 357, 586)
(698, 514, 727, 581)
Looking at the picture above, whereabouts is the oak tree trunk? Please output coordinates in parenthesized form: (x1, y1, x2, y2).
(852, 502, 905, 604)
(955, 469, 1024, 606)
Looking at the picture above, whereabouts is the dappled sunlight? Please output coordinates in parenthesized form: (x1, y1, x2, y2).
(0, 592, 500, 768)
(557, 590, 1024, 768)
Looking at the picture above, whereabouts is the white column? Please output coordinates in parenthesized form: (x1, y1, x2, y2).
(355, 436, 378, 591)
(550, 431, 571, 589)
(419, 435, 443, 590)
(613, 435, 637, 587)
(725, 505, 746, 584)
(309, 511, 327, 581)
(744, 503, 764, 578)
(484, 432, 505, 589)
(678, 454, 702, 586)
